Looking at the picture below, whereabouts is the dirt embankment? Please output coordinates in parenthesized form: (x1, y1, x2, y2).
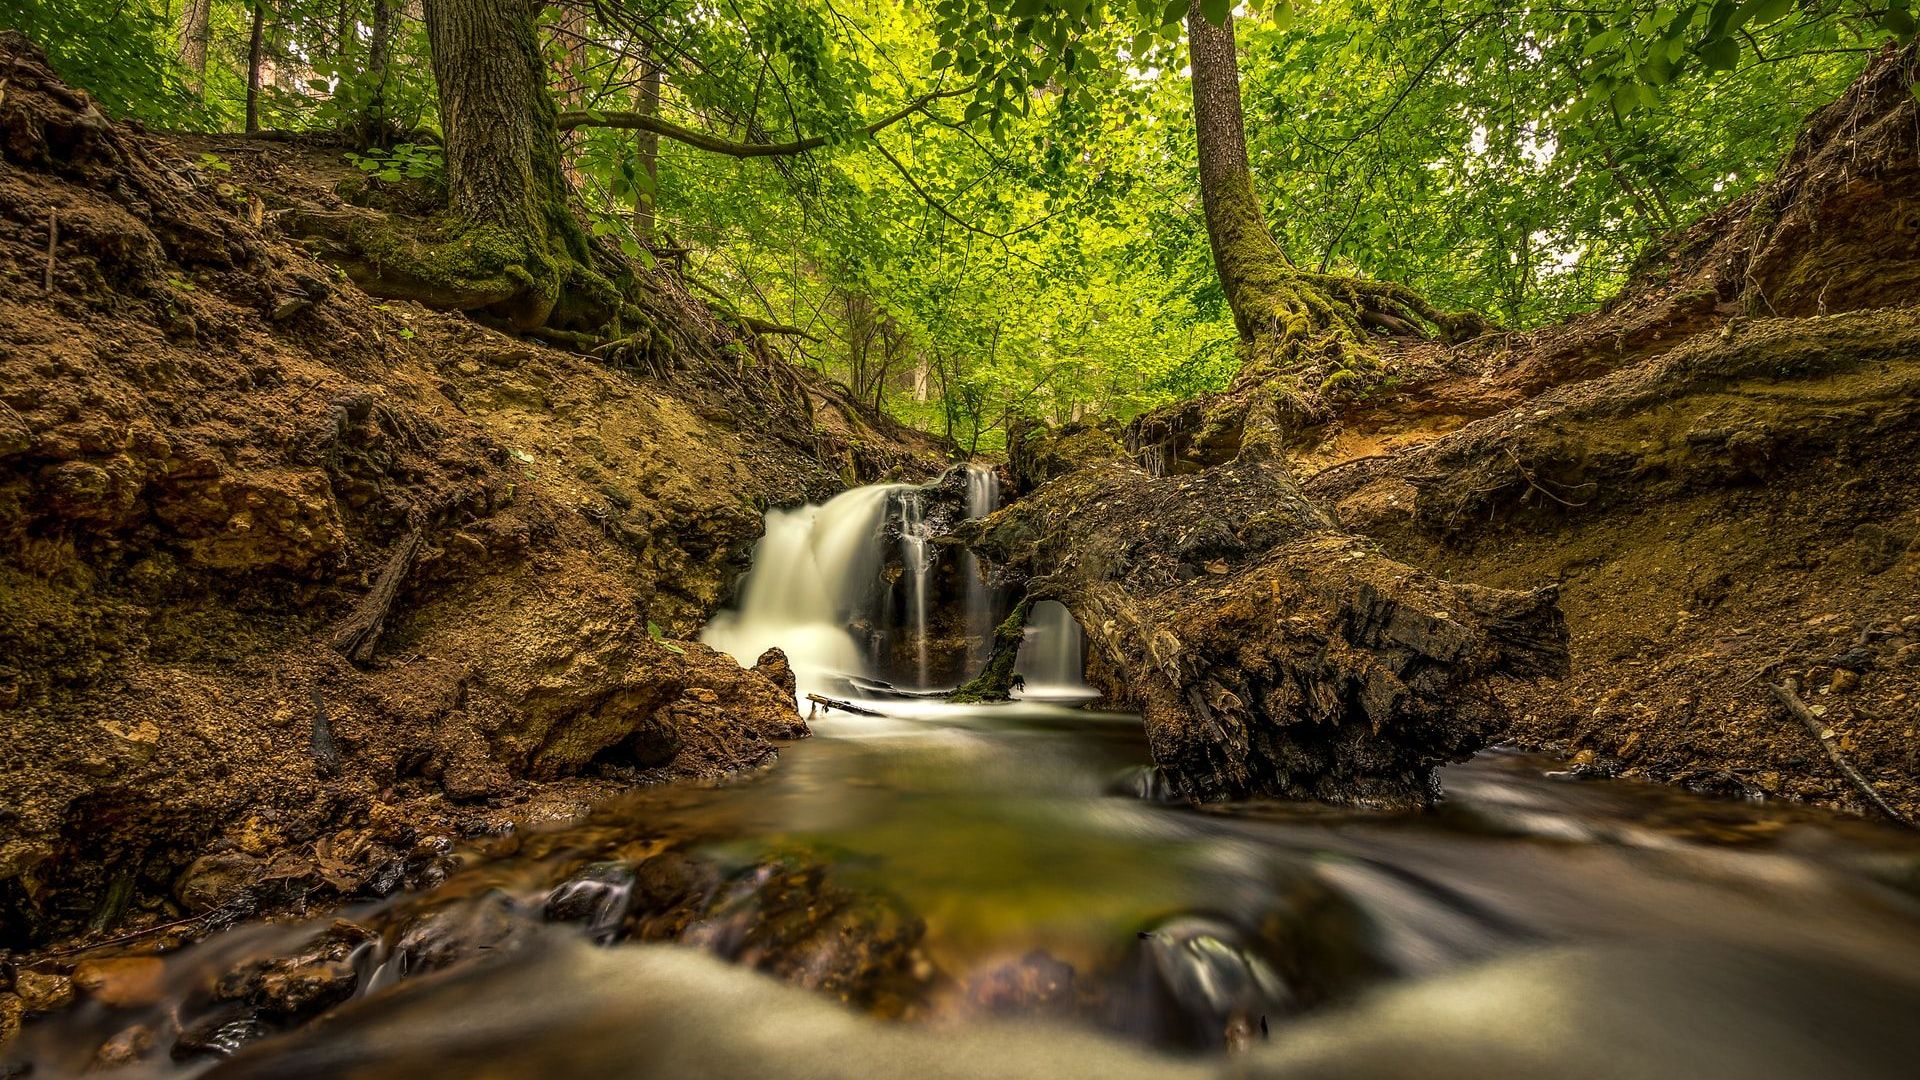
(1297, 46, 1920, 819)
(0, 34, 945, 953)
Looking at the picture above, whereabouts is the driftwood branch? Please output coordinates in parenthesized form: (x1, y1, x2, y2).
(805, 693, 884, 717)
(328, 527, 424, 663)
(1769, 680, 1913, 828)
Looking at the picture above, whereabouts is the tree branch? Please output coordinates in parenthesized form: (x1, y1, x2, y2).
(557, 85, 973, 156)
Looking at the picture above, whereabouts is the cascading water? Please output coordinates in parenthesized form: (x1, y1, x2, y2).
(703, 466, 1089, 704)
(960, 465, 1002, 667)
(698, 484, 905, 701)
(894, 487, 933, 687)
(1015, 599, 1092, 697)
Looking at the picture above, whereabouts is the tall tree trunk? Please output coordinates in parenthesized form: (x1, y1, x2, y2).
(422, 0, 581, 328)
(634, 47, 662, 242)
(1186, 4, 1294, 344)
(335, 0, 355, 60)
(177, 0, 213, 91)
(1184, 2, 1481, 379)
(361, 0, 395, 143)
(245, 0, 268, 134)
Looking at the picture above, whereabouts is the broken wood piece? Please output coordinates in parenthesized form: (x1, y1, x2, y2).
(310, 685, 343, 779)
(328, 527, 425, 663)
(804, 693, 884, 717)
(44, 206, 57, 292)
(1768, 681, 1912, 828)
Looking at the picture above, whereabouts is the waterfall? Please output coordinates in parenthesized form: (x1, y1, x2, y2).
(894, 487, 932, 687)
(699, 484, 905, 700)
(1015, 599, 1090, 696)
(960, 465, 1001, 666)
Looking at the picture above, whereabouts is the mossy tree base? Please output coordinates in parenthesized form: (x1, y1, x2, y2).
(946, 597, 1033, 703)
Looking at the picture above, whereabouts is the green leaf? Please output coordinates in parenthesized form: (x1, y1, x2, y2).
(1582, 28, 1622, 57)
(647, 621, 686, 655)
(1699, 34, 1740, 70)
(1200, 0, 1232, 26)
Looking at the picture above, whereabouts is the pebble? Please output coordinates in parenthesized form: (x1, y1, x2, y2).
(1895, 643, 1920, 669)
(1829, 669, 1861, 695)
(13, 970, 74, 1012)
(72, 957, 167, 1009)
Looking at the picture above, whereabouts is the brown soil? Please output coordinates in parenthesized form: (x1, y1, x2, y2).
(0, 35, 945, 953)
(1288, 45, 1920, 820)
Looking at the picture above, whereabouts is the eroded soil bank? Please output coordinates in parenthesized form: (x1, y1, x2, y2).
(0, 33, 944, 955)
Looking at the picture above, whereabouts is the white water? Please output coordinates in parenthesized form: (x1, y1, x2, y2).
(1015, 599, 1092, 697)
(960, 466, 1001, 667)
(699, 484, 905, 702)
(702, 471, 1090, 706)
(895, 488, 933, 687)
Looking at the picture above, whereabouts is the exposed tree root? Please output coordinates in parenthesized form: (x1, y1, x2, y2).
(960, 457, 1567, 806)
(946, 597, 1032, 703)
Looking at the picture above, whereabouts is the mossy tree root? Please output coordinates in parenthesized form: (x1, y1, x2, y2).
(946, 596, 1033, 703)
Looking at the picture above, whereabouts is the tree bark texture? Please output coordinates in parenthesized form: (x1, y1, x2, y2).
(245, 0, 269, 134)
(177, 0, 214, 89)
(422, 0, 581, 327)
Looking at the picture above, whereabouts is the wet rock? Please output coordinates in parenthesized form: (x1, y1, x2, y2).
(12, 969, 74, 1012)
(71, 956, 165, 1008)
(1125, 916, 1292, 1051)
(0, 993, 22, 1048)
(175, 852, 263, 912)
(752, 648, 797, 703)
(93, 1023, 155, 1068)
(171, 1005, 270, 1062)
(391, 892, 527, 977)
(963, 951, 1079, 1016)
(215, 920, 372, 1018)
(543, 861, 636, 942)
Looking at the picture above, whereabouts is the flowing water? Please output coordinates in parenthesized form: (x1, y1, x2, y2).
(12, 476, 1920, 1078)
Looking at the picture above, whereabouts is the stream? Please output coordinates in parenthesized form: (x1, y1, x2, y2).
(10, 470, 1920, 1078)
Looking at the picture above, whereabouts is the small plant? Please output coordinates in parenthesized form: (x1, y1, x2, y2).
(345, 143, 443, 184)
(194, 152, 231, 174)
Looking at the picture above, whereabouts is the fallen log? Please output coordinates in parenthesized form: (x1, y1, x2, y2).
(960, 455, 1567, 807)
(805, 693, 885, 718)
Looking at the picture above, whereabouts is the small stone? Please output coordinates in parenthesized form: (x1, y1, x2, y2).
(13, 969, 74, 1012)
(72, 956, 166, 1009)
(174, 852, 262, 913)
(269, 295, 312, 321)
(1895, 643, 1920, 669)
(0, 993, 23, 1049)
(93, 1023, 155, 1068)
(1829, 669, 1861, 695)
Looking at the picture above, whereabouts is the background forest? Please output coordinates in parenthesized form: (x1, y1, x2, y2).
(11, 0, 1908, 448)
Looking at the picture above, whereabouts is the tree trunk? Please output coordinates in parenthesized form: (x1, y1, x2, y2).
(1187, 3, 1296, 345)
(362, 0, 395, 141)
(1184, 3, 1483, 374)
(245, 0, 268, 134)
(422, 0, 585, 328)
(634, 47, 662, 242)
(177, 0, 213, 91)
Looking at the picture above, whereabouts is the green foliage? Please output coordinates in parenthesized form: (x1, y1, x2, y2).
(24, 0, 1908, 449)
(346, 143, 443, 184)
(9, 0, 210, 125)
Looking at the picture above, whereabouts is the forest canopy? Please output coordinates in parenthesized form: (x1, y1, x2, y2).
(12, 0, 1912, 448)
